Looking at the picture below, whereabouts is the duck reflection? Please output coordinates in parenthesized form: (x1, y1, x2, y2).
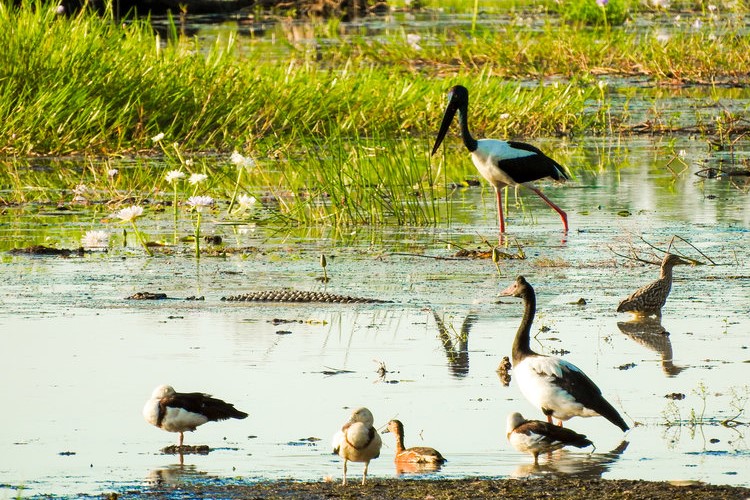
(511, 440, 629, 479)
(617, 317, 686, 377)
(146, 462, 210, 487)
(394, 460, 444, 476)
(432, 310, 478, 378)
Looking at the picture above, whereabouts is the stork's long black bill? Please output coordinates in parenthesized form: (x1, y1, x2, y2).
(431, 103, 458, 156)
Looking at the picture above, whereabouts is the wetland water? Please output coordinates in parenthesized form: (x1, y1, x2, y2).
(1, 136, 749, 497)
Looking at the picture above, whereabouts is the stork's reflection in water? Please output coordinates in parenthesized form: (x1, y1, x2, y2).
(432, 310, 478, 379)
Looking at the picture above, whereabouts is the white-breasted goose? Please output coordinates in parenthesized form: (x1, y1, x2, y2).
(506, 412, 594, 464)
(382, 419, 446, 466)
(332, 407, 382, 485)
(431, 85, 569, 242)
(142, 384, 248, 447)
(617, 253, 690, 317)
(501, 276, 629, 432)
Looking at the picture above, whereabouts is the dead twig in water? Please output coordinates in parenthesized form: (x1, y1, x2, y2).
(610, 234, 713, 266)
(389, 252, 466, 261)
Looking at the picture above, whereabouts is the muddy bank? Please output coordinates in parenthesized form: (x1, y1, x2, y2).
(114, 477, 750, 499)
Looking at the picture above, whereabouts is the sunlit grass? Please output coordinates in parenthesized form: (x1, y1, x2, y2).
(1, 0, 749, 228)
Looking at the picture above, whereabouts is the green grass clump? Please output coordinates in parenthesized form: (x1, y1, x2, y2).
(559, 0, 630, 27)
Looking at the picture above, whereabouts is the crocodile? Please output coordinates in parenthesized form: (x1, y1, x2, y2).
(221, 289, 391, 304)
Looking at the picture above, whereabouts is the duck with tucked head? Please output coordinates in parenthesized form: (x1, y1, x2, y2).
(332, 407, 382, 485)
(506, 412, 594, 464)
(382, 419, 446, 470)
(501, 276, 629, 432)
(142, 384, 248, 448)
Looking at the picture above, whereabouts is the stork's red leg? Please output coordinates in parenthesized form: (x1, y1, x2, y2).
(529, 187, 568, 232)
(495, 187, 505, 240)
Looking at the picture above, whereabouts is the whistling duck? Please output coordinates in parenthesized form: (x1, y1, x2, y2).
(382, 419, 446, 466)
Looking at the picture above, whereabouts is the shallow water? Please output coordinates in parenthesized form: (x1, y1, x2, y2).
(1, 135, 749, 497)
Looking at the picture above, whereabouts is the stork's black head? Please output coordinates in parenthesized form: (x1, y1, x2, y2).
(431, 85, 470, 156)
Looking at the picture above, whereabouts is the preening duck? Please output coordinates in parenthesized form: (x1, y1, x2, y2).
(506, 412, 594, 464)
(382, 419, 446, 466)
(142, 384, 248, 447)
(431, 85, 569, 242)
(617, 253, 690, 317)
(501, 276, 629, 432)
(332, 407, 382, 485)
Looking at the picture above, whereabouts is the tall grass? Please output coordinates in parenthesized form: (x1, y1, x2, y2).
(2, 0, 748, 158)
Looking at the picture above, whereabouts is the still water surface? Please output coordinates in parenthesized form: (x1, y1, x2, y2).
(1, 136, 749, 497)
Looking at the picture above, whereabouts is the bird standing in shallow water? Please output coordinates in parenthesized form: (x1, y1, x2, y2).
(501, 276, 629, 432)
(332, 407, 382, 485)
(431, 85, 569, 243)
(142, 385, 248, 447)
(382, 419, 446, 467)
(506, 412, 594, 464)
(617, 253, 690, 318)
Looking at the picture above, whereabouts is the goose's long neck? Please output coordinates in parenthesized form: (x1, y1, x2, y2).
(457, 106, 478, 153)
(512, 289, 537, 365)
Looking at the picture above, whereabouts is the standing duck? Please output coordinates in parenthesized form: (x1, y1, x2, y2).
(382, 419, 446, 467)
(617, 253, 690, 317)
(501, 276, 629, 432)
(431, 85, 569, 242)
(332, 407, 382, 485)
(142, 384, 248, 447)
(506, 412, 594, 464)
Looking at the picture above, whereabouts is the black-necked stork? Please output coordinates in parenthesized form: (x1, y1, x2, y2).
(501, 276, 630, 432)
(506, 412, 594, 464)
(142, 385, 248, 447)
(332, 407, 382, 485)
(431, 85, 569, 241)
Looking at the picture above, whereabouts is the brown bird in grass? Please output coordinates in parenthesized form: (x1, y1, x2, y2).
(617, 253, 691, 317)
(382, 419, 446, 468)
(506, 412, 594, 464)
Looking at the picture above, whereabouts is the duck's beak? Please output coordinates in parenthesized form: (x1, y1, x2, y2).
(431, 98, 458, 156)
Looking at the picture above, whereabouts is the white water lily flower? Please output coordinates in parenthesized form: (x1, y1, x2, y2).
(230, 151, 255, 170)
(115, 205, 144, 222)
(151, 132, 165, 142)
(237, 194, 257, 211)
(406, 33, 422, 51)
(73, 183, 92, 196)
(189, 173, 208, 185)
(186, 196, 214, 212)
(165, 170, 186, 183)
(81, 230, 110, 249)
